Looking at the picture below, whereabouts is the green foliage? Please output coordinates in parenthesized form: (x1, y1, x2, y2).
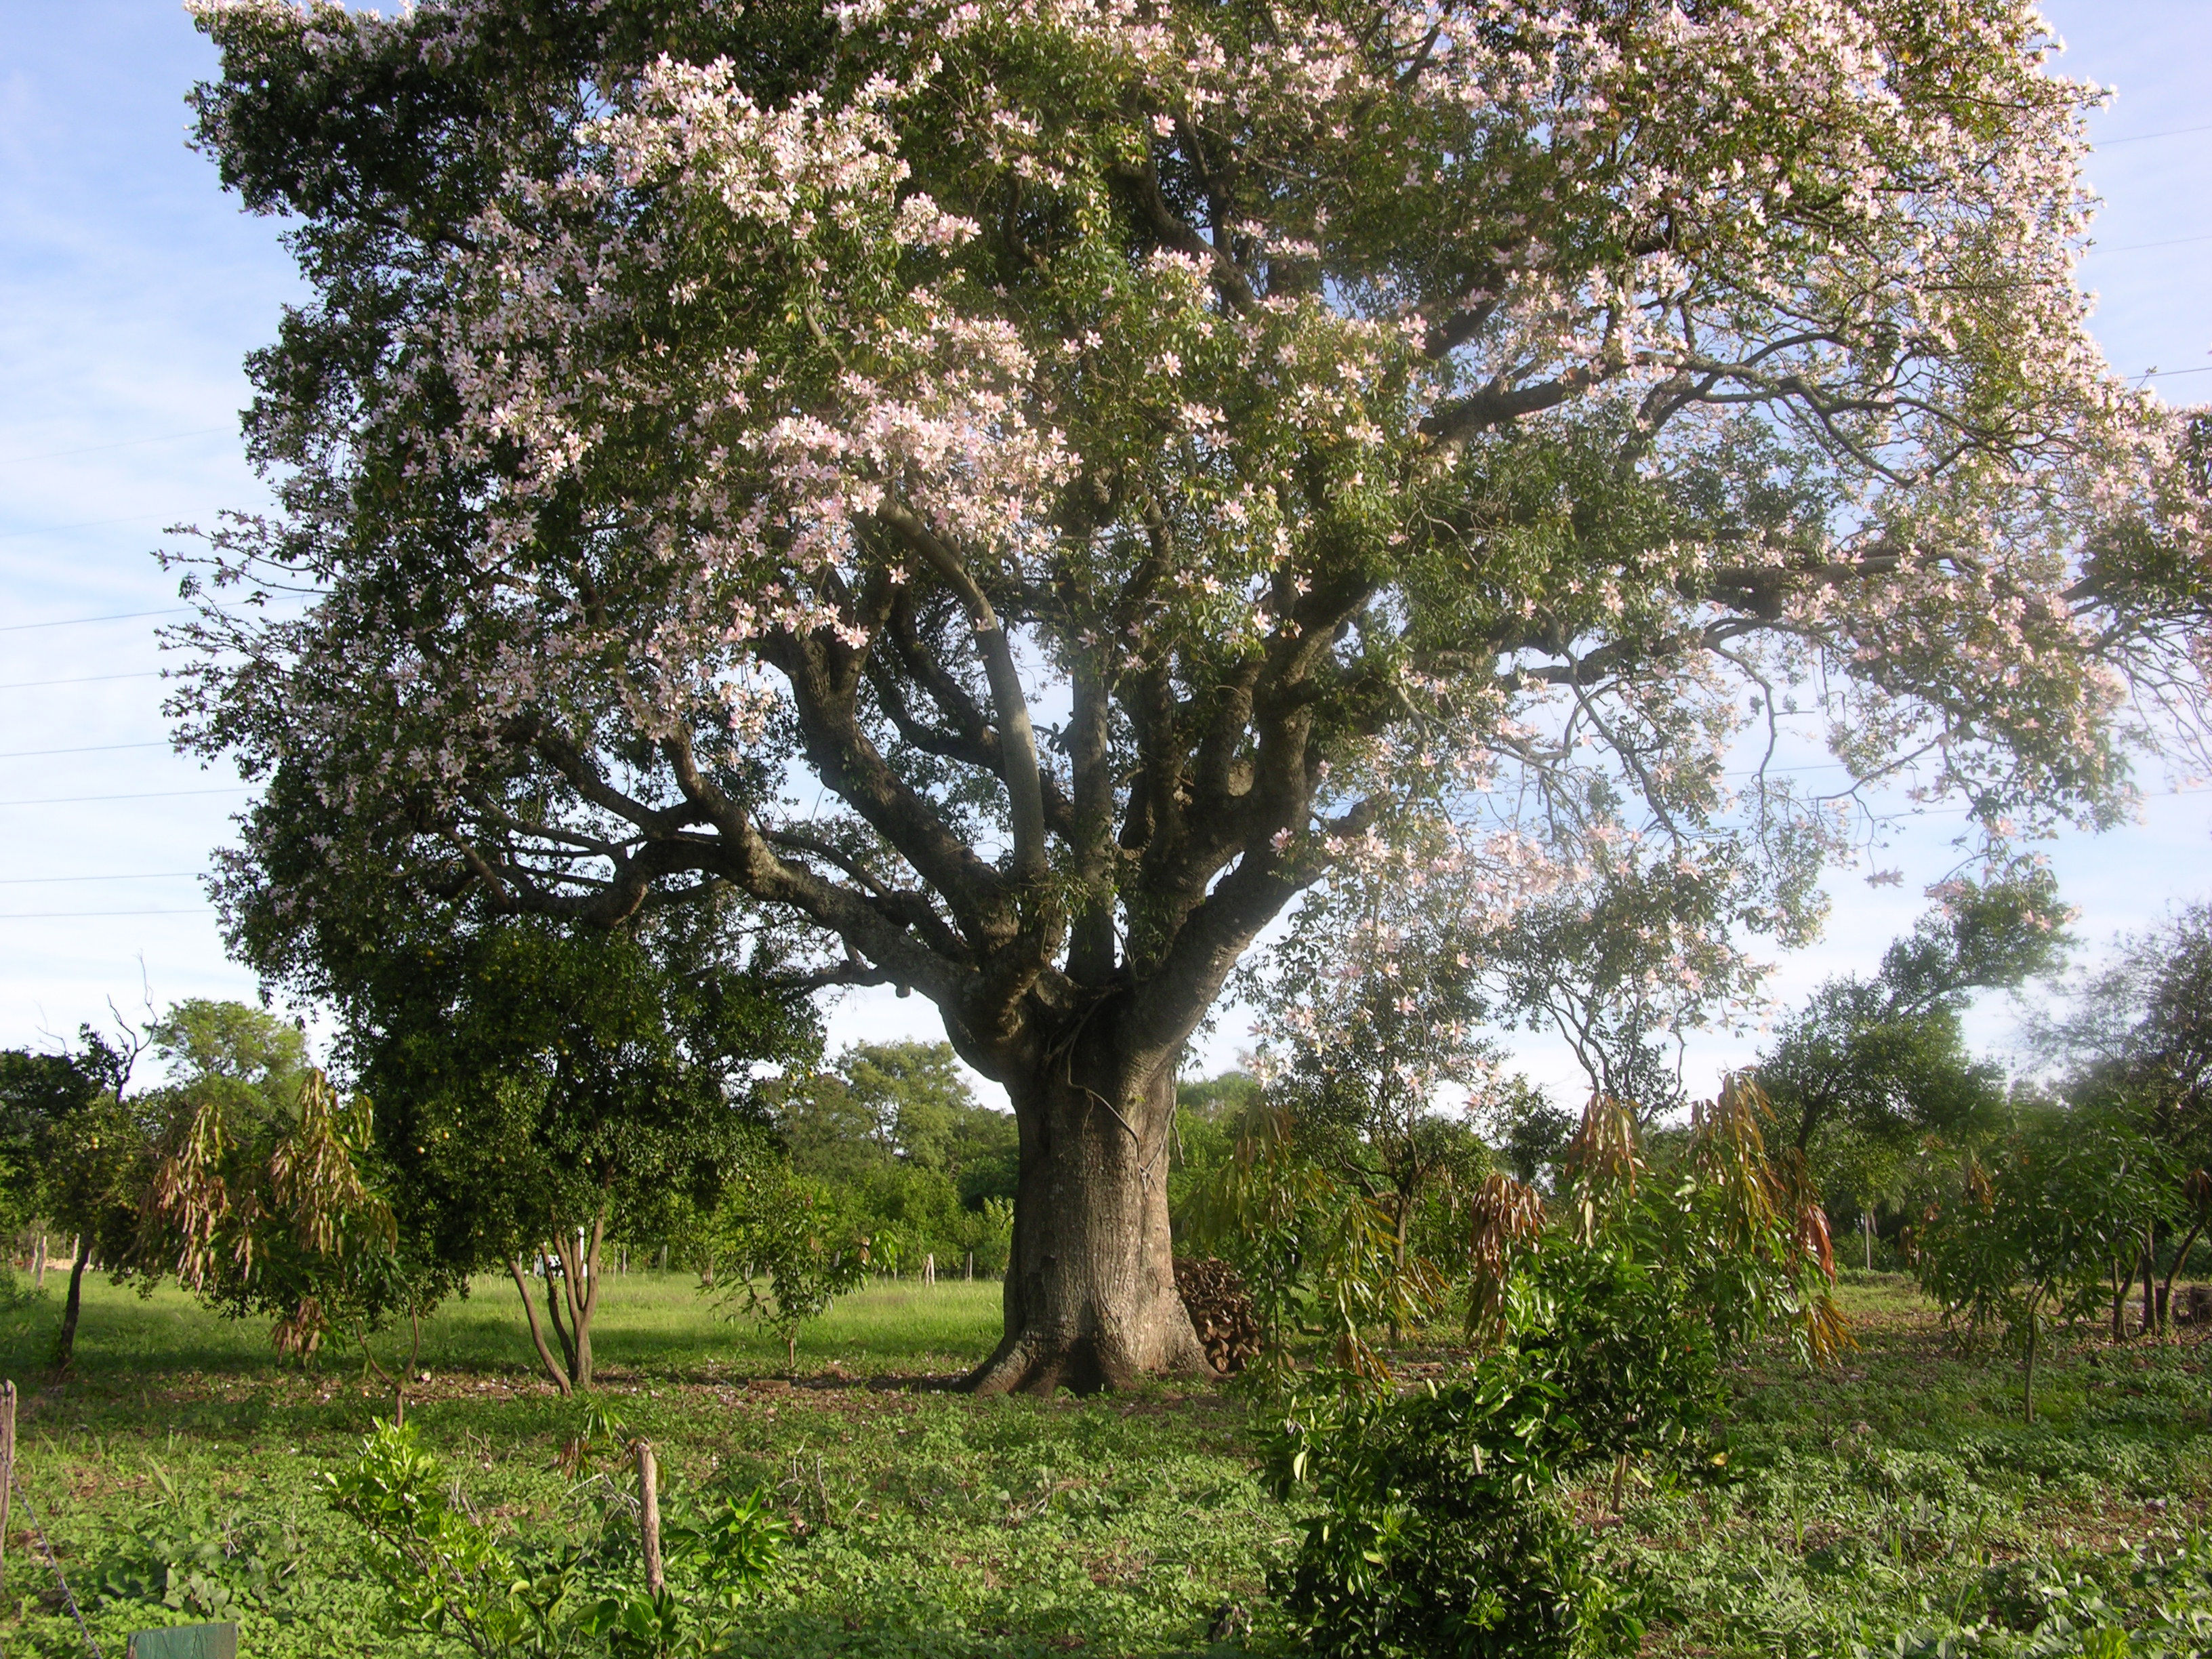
(0, 1046, 108, 1233)
(328, 1418, 783, 1657)
(577, 1490, 786, 1658)
(768, 1044, 1019, 1277)
(1186, 1101, 1451, 1385)
(18, 1270, 2212, 1657)
(1911, 1112, 2177, 1419)
(133, 1063, 422, 1370)
(0, 1031, 152, 1297)
(1267, 1249, 1720, 1657)
(93, 1465, 306, 1622)
(2039, 899, 2212, 1171)
(327, 1418, 574, 1656)
(712, 1160, 873, 1366)
(1486, 1082, 1577, 1193)
(151, 999, 313, 1105)
(344, 913, 818, 1277)
(1166, 1071, 1256, 1235)
(1760, 870, 2072, 1201)
(1260, 1086, 1841, 1655)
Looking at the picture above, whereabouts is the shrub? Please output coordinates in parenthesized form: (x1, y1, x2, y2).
(1263, 1085, 1837, 1658)
(326, 1419, 782, 1657)
(1269, 1248, 1718, 1657)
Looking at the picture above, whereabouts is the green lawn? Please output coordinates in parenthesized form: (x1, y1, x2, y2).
(3, 1271, 2210, 1656)
(9, 1269, 1010, 1385)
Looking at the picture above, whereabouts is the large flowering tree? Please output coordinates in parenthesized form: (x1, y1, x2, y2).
(176, 0, 2207, 1392)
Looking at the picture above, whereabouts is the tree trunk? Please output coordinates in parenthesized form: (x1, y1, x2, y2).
(542, 1253, 579, 1380)
(550, 1215, 605, 1391)
(53, 1237, 91, 1371)
(2160, 1217, 2205, 1328)
(573, 1210, 605, 1389)
(964, 1057, 1209, 1395)
(509, 1258, 573, 1395)
(2022, 1313, 2036, 1425)
(1387, 1189, 1414, 1343)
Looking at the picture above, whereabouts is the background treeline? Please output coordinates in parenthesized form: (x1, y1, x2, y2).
(0, 907, 1025, 1395)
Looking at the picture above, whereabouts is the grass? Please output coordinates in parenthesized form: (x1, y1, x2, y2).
(2, 1269, 2209, 1656)
(13, 1269, 1010, 1384)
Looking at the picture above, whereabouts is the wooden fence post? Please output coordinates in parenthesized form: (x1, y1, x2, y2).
(634, 1439, 664, 1592)
(1, 1378, 16, 1598)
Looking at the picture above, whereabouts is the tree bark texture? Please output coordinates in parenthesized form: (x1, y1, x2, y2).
(966, 1058, 1208, 1395)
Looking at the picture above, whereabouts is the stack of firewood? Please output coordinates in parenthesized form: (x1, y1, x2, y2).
(1174, 1256, 1263, 1375)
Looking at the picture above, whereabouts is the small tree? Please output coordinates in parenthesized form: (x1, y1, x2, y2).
(0, 1030, 150, 1369)
(335, 911, 819, 1393)
(135, 1059, 438, 1414)
(1270, 1082, 1841, 1658)
(1189, 1101, 1452, 1386)
(1250, 882, 1502, 1292)
(1760, 867, 2072, 1159)
(712, 1160, 870, 1368)
(1912, 1113, 2175, 1420)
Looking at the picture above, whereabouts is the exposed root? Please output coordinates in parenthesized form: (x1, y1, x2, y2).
(962, 1315, 1214, 1397)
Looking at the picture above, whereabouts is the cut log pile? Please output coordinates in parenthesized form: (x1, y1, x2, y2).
(1174, 1256, 1263, 1375)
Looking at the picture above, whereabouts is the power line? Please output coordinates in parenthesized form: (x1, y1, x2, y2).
(0, 514, 161, 541)
(0, 740, 169, 760)
(2095, 121, 2212, 148)
(2090, 231, 2212, 255)
(0, 908, 215, 920)
(0, 428, 228, 468)
(0, 785, 245, 808)
(0, 872, 205, 886)
(0, 607, 190, 634)
(0, 671, 161, 691)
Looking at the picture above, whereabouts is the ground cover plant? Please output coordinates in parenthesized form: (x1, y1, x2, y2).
(5, 1267, 2212, 1658)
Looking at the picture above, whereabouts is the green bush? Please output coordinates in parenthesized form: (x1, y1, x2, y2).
(1269, 1246, 1719, 1658)
(325, 1418, 782, 1656)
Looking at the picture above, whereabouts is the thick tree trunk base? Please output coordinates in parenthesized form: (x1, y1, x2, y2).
(964, 1301, 1214, 1396)
(961, 1055, 1212, 1396)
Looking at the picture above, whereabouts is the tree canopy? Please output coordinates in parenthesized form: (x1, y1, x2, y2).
(1758, 866, 2072, 1157)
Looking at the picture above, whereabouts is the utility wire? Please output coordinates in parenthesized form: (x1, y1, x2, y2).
(2095, 121, 2212, 147)
(0, 739, 169, 760)
(0, 513, 159, 541)
(0, 785, 245, 808)
(0, 606, 190, 634)
(0, 671, 161, 691)
(1, 908, 215, 920)
(0, 872, 205, 885)
(2091, 231, 2212, 255)
(0, 427, 228, 468)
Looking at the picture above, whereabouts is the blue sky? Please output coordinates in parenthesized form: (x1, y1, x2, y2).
(0, 1, 2206, 1099)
